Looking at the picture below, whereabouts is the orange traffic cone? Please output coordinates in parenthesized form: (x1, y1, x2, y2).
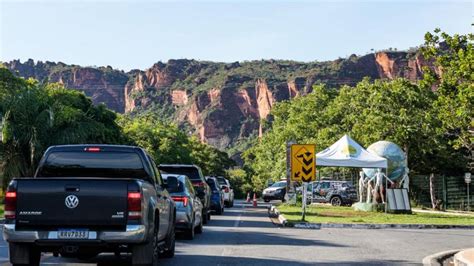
(253, 193, 258, 207)
(246, 192, 251, 203)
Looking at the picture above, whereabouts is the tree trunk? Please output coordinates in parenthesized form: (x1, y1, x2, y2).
(429, 173, 437, 210)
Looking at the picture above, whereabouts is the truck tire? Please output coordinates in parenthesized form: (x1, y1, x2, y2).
(216, 204, 223, 215)
(161, 223, 175, 258)
(202, 209, 208, 224)
(9, 243, 40, 266)
(131, 222, 159, 266)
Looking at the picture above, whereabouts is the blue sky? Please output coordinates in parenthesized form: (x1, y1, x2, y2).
(0, 0, 471, 71)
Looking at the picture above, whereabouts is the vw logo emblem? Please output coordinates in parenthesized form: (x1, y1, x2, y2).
(65, 195, 79, 209)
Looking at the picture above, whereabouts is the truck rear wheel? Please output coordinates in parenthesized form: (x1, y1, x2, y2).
(202, 208, 208, 224)
(131, 222, 159, 266)
(9, 243, 40, 266)
(161, 223, 175, 258)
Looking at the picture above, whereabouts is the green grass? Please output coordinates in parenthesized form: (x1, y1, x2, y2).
(277, 204, 474, 225)
(0, 204, 3, 218)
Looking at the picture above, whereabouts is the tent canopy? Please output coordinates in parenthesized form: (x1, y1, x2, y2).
(316, 135, 387, 168)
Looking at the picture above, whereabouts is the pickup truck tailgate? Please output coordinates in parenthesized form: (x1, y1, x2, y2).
(16, 179, 129, 229)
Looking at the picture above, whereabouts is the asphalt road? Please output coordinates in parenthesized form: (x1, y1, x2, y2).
(1, 200, 473, 265)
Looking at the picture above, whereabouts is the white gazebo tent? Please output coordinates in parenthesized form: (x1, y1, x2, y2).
(314, 134, 389, 211)
(316, 134, 387, 168)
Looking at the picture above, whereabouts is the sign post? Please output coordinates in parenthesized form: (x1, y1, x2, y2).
(286, 141, 296, 204)
(465, 173, 471, 211)
(290, 144, 316, 221)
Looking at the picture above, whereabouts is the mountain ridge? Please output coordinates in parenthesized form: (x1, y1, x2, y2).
(3, 50, 434, 157)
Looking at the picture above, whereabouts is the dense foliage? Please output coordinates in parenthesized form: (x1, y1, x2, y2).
(119, 114, 234, 176)
(0, 68, 124, 187)
(243, 31, 473, 192)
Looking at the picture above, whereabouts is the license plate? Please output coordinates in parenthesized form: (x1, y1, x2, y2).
(58, 229, 89, 239)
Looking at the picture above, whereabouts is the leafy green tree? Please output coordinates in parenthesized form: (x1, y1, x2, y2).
(0, 69, 126, 187)
(421, 29, 473, 171)
(243, 85, 337, 192)
(119, 115, 234, 176)
(245, 76, 464, 191)
(326, 78, 455, 173)
(119, 115, 193, 164)
(226, 168, 252, 198)
(1, 76, 52, 179)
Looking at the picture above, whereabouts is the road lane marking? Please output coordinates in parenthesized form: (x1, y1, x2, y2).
(233, 213, 242, 227)
(232, 200, 246, 228)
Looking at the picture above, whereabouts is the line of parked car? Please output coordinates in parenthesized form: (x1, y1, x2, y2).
(262, 179, 358, 206)
(2, 144, 235, 265)
(159, 164, 235, 240)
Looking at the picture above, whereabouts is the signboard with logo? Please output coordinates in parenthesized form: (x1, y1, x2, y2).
(290, 144, 316, 182)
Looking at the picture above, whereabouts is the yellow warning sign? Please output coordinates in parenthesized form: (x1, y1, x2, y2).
(291, 144, 316, 182)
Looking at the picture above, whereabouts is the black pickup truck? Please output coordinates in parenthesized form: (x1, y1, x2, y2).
(3, 144, 176, 265)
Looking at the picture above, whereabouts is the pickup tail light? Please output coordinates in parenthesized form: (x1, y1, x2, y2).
(171, 196, 189, 207)
(127, 192, 142, 220)
(5, 191, 17, 219)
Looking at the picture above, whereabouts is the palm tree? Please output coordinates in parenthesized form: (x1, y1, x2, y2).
(1, 86, 53, 185)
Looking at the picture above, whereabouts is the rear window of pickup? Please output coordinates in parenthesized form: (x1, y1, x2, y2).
(158, 166, 200, 181)
(36, 151, 148, 178)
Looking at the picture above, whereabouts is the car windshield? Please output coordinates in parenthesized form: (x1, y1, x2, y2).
(159, 166, 200, 181)
(271, 182, 286, 188)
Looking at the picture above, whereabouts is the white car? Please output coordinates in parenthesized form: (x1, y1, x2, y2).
(216, 176, 234, 207)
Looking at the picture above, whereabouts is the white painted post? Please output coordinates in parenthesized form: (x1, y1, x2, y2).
(465, 173, 471, 211)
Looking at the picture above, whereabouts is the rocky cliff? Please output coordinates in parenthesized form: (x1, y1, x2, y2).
(3, 51, 432, 153)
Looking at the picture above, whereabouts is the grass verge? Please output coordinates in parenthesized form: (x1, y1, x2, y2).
(276, 204, 474, 225)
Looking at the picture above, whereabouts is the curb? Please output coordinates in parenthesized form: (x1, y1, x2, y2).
(422, 249, 460, 266)
(268, 206, 474, 230)
(268, 206, 288, 226)
(454, 248, 474, 266)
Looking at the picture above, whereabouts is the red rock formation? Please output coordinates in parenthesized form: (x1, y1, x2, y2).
(125, 73, 147, 112)
(171, 90, 188, 106)
(375, 52, 398, 79)
(287, 80, 300, 98)
(208, 88, 221, 103)
(235, 88, 258, 117)
(255, 79, 274, 120)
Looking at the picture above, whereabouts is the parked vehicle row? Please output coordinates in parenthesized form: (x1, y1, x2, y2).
(262, 179, 358, 206)
(3, 144, 236, 265)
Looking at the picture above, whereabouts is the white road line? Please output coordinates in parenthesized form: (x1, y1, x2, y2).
(233, 213, 242, 228)
(232, 201, 246, 228)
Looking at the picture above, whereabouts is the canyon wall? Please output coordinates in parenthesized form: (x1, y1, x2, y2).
(3, 51, 433, 151)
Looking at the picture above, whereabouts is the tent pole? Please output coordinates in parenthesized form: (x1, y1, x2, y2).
(385, 168, 388, 213)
